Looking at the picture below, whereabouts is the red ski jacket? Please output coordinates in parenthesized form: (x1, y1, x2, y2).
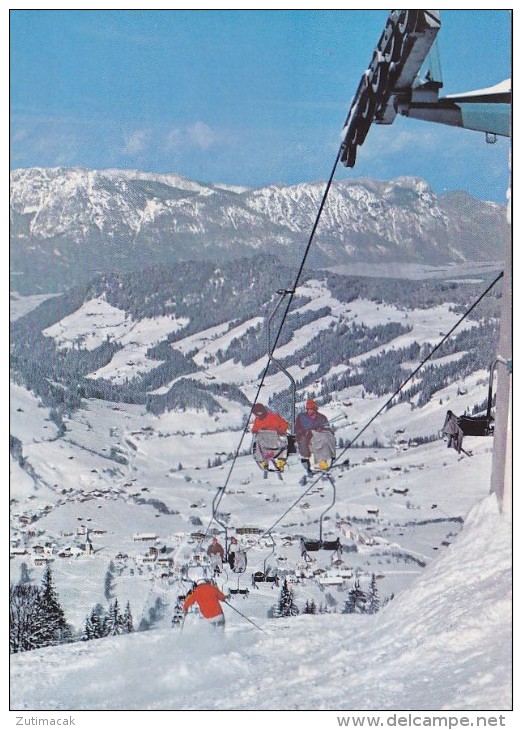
(183, 583, 227, 619)
(251, 412, 289, 436)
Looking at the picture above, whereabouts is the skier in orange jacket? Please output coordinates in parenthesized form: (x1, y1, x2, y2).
(251, 403, 289, 436)
(251, 403, 289, 471)
(182, 580, 227, 628)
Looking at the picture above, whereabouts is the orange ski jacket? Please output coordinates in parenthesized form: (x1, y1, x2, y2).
(183, 583, 227, 619)
(251, 412, 289, 436)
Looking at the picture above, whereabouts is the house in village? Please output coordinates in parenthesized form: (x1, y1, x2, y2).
(133, 533, 158, 542)
(236, 526, 263, 536)
(33, 557, 53, 566)
(338, 522, 375, 546)
(10, 545, 27, 558)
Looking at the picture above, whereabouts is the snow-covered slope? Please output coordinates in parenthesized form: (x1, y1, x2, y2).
(9, 264, 510, 714)
(9, 493, 511, 711)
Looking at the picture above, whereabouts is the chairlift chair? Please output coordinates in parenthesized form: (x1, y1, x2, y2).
(301, 475, 342, 553)
(457, 358, 497, 437)
(252, 533, 278, 584)
(229, 574, 249, 596)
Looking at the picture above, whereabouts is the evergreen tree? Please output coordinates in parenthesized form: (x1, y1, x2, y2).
(122, 601, 134, 633)
(303, 599, 317, 615)
(275, 579, 299, 618)
(366, 574, 381, 615)
(10, 583, 47, 653)
(40, 566, 72, 645)
(104, 599, 125, 636)
(172, 599, 185, 627)
(83, 604, 105, 640)
(342, 579, 367, 614)
(19, 562, 31, 585)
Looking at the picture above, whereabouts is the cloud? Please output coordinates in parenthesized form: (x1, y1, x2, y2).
(10, 119, 82, 167)
(121, 130, 149, 155)
(165, 122, 217, 152)
(187, 121, 216, 150)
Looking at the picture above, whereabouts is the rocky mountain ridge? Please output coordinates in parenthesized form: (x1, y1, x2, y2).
(10, 167, 509, 294)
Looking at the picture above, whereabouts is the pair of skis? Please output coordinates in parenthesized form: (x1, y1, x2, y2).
(262, 459, 284, 481)
(299, 458, 350, 485)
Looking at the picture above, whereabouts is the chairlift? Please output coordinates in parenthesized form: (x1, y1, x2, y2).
(300, 475, 342, 553)
(252, 533, 278, 585)
(457, 358, 497, 437)
(229, 574, 249, 597)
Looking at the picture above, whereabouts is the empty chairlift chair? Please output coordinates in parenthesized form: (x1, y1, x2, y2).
(300, 475, 342, 554)
(252, 533, 278, 585)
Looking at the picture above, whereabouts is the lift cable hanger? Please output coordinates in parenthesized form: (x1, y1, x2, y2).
(340, 9, 510, 169)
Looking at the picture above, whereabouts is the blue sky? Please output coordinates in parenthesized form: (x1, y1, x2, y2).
(10, 9, 512, 202)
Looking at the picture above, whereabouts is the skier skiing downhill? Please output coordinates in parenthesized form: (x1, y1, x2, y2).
(295, 399, 335, 473)
(251, 403, 290, 472)
(182, 579, 227, 629)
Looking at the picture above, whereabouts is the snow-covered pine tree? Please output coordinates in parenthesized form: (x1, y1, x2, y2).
(342, 579, 367, 614)
(366, 574, 380, 614)
(275, 578, 299, 618)
(103, 599, 125, 636)
(9, 583, 47, 653)
(122, 601, 134, 633)
(303, 599, 317, 615)
(84, 609, 97, 641)
(40, 566, 72, 645)
(172, 599, 185, 627)
(83, 604, 105, 640)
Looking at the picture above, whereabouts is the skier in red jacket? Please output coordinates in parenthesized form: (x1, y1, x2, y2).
(251, 403, 289, 471)
(183, 580, 227, 628)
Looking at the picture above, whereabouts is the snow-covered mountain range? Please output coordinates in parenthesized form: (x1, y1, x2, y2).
(10, 167, 509, 294)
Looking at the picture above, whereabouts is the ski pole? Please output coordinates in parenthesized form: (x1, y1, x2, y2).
(180, 612, 187, 634)
(224, 601, 268, 634)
